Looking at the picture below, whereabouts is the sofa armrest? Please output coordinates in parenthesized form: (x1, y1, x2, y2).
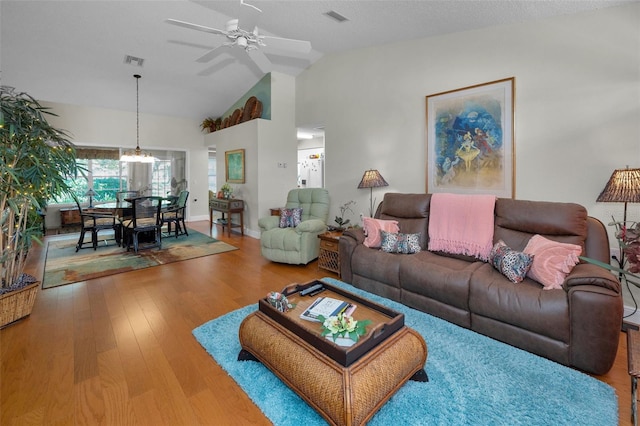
(343, 227, 365, 244)
(258, 216, 280, 231)
(563, 263, 621, 294)
(339, 228, 366, 282)
(295, 219, 326, 233)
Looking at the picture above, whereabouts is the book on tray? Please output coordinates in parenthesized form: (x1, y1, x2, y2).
(300, 297, 356, 322)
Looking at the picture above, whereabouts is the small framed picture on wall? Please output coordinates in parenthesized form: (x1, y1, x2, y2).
(225, 149, 245, 184)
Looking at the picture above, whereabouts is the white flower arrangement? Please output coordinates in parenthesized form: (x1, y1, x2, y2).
(318, 312, 372, 343)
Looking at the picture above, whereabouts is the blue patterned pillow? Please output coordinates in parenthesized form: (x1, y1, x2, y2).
(380, 231, 422, 254)
(279, 208, 303, 228)
(490, 240, 534, 283)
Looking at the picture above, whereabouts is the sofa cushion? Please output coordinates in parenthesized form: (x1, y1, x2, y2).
(351, 245, 402, 289)
(494, 198, 588, 251)
(400, 251, 483, 312)
(279, 208, 302, 228)
(378, 193, 431, 249)
(523, 234, 581, 290)
(490, 240, 534, 283)
(380, 231, 421, 254)
(363, 217, 399, 248)
(469, 263, 570, 343)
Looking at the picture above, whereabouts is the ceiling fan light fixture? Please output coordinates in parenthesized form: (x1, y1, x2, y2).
(237, 36, 248, 48)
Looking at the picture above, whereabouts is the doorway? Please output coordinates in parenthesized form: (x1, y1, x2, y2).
(297, 127, 325, 188)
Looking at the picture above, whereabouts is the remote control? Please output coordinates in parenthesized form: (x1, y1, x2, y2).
(300, 283, 323, 296)
(308, 288, 325, 297)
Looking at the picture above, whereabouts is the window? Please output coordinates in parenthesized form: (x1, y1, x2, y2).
(54, 147, 187, 205)
(208, 150, 217, 193)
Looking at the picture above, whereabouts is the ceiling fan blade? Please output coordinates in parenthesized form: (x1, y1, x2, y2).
(165, 19, 227, 36)
(261, 36, 311, 54)
(196, 45, 226, 63)
(246, 49, 272, 73)
(197, 57, 237, 77)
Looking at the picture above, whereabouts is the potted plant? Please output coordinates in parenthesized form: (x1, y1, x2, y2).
(333, 200, 356, 231)
(200, 117, 218, 133)
(0, 86, 79, 327)
(220, 183, 233, 199)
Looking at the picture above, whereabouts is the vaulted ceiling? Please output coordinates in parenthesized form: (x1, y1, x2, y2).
(1, 0, 632, 122)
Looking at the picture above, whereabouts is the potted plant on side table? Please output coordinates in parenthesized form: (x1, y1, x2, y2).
(1, 86, 79, 328)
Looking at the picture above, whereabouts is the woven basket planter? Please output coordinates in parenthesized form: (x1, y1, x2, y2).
(0, 282, 39, 328)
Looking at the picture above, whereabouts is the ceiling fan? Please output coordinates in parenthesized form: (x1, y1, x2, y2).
(165, 18, 312, 73)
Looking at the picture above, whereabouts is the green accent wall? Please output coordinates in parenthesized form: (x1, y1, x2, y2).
(222, 73, 271, 120)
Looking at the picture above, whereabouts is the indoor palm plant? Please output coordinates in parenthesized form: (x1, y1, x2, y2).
(0, 86, 79, 327)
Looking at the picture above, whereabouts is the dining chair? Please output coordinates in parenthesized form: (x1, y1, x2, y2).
(122, 196, 163, 252)
(161, 190, 189, 238)
(74, 198, 120, 252)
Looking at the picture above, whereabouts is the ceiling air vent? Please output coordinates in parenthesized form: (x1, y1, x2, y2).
(124, 55, 145, 67)
(324, 10, 349, 23)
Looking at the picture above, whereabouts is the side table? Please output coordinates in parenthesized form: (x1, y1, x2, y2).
(209, 198, 244, 237)
(318, 231, 342, 276)
(629, 328, 640, 426)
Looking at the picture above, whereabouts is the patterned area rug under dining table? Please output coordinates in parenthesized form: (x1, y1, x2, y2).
(42, 229, 237, 289)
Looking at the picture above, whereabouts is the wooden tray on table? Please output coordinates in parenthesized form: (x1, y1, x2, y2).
(257, 279, 405, 367)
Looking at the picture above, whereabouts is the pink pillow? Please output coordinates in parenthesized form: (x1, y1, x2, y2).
(523, 235, 582, 290)
(363, 217, 399, 248)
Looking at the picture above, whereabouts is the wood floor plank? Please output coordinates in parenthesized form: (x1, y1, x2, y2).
(1, 220, 633, 425)
(74, 376, 106, 425)
(97, 349, 138, 426)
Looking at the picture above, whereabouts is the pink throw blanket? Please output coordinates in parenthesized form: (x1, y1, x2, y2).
(428, 193, 497, 261)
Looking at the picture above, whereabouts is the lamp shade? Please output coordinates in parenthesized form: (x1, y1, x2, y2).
(357, 169, 389, 189)
(597, 168, 640, 203)
(84, 188, 97, 197)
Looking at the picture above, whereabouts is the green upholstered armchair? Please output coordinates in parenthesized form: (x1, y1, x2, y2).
(258, 188, 329, 264)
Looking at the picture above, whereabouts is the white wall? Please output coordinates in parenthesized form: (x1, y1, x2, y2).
(206, 72, 297, 237)
(41, 101, 209, 224)
(297, 2, 640, 231)
(296, 4, 640, 302)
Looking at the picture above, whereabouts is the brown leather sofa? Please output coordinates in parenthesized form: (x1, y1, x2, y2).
(339, 193, 622, 374)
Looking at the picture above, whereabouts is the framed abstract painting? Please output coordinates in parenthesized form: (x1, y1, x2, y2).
(425, 77, 515, 198)
(225, 149, 245, 184)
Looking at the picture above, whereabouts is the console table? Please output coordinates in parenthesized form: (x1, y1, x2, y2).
(209, 198, 244, 236)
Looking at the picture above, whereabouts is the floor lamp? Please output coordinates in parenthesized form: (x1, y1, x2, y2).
(357, 169, 389, 217)
(597, 167, 640, 330)
(597, 167, 640, 269)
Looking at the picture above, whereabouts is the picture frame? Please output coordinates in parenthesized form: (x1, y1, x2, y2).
(225, 149, 245, 184)
(425, 77, 515, 198)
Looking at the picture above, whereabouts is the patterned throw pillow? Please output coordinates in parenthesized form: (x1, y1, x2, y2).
(490, 240, 534, 283)
(279, 208, 303, 228)
(380, 231, 422, 254)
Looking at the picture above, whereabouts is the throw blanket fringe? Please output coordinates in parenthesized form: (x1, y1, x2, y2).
(428, 193, 496, 261)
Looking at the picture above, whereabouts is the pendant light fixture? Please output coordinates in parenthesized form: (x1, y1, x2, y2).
(120, 74, 154, 163)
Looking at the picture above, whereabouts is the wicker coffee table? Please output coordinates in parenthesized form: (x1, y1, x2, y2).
(238, 280, 428, 426)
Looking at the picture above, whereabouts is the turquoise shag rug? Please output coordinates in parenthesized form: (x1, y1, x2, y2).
(193, 277, 617, 426)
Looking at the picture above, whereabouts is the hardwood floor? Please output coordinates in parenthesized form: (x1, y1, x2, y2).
(0, 220, 633, 425)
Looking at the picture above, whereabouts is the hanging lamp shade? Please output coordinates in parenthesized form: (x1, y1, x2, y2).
(120, 74, 154, 163)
